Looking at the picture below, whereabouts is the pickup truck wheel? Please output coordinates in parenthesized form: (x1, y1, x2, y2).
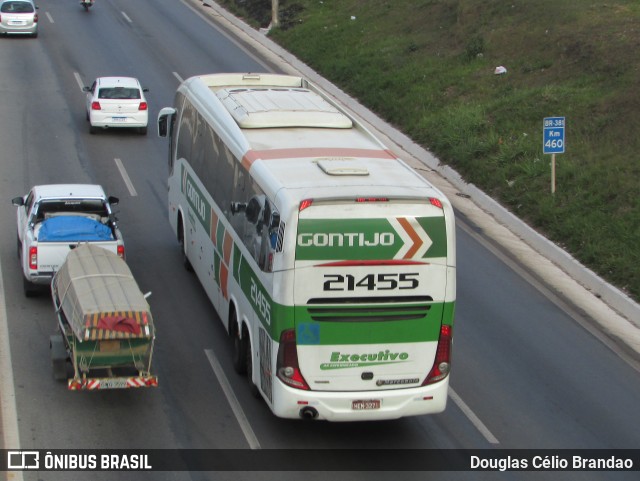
(23, 277, 38, 298)
(245, 336, 260, 398)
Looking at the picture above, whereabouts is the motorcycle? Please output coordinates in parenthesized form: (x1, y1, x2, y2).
(81, 0, 94, 11)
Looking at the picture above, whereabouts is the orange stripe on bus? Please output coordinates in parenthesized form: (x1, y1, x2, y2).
(397, 217, 422, 259)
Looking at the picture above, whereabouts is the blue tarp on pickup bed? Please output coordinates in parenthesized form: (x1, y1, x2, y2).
(38, 216, 114, 242)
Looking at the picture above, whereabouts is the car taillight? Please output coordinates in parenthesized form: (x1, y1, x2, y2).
(138, 102, 148, 111)
(91, 101, 101, 110)
(276, 329, 310, 390)
(422, 324, 452, 385)
(117, 245, 125, 259)
(34, 13, 38, 23)
(29, 246, 37, 270)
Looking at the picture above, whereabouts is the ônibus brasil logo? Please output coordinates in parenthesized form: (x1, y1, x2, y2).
(320, 350, 410, 370)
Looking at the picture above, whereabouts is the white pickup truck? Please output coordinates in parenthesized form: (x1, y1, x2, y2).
(11, 184, 125, 297)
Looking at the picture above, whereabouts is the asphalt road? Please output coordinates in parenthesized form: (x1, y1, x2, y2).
(0, 1, 638, 480)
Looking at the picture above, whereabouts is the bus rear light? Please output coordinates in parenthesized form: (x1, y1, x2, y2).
(422, 324, 452, 385)
(299, 199, 313, 212)
(276, 329, 310, 390)
(117, 245, 125, 259)
(28, 246, 37, 270)
(429, 197, 443, 209)
(91, 101, 101, 111)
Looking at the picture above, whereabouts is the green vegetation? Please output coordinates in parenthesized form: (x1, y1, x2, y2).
(217, 0, 640, 302)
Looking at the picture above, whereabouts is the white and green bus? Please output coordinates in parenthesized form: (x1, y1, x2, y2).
(158, 73, 456, 421)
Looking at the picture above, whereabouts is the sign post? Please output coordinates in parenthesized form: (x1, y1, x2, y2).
(543, 117, 565, 194)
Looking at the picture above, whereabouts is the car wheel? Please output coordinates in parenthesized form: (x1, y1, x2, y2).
(139, 126, 147, 135)
(89, 124, 97, 134)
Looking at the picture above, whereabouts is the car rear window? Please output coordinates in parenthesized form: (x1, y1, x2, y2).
(35, 200, 110, 221)
(1, 2, 34, 13)
(98, 87, 141, 100)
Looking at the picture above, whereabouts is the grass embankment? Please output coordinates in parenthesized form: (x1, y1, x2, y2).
(217, 0, 640, 303)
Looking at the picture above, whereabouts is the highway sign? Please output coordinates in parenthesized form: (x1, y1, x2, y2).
(543, 117, 565, 154)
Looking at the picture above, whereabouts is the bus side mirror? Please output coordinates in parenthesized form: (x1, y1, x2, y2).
(157, 107, 176, 138)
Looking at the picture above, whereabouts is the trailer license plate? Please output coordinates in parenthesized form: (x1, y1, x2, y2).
(100, 379, 128, 389)
(352, 400, 380, 410)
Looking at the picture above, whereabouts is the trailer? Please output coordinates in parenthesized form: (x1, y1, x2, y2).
(50, 243, 158, 390)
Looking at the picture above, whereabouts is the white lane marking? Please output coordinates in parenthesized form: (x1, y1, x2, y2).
(0, 262, 25, 481)
(73, 71, 85, 91)
(121, 11, 132, 23)
(114, 158, 137, 197)
(449, 387, 500, 444)
(45, 12, 54, 23)
(204, 349, 261, 449)
(173, 72, 183, 84)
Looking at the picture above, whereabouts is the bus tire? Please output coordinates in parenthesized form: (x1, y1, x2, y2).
(178, 220, 193, 272)
(231, 317, 247, 374)
(246, 334, 260, 398)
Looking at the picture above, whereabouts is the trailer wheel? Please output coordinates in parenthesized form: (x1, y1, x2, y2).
(50, 334, 68, 381)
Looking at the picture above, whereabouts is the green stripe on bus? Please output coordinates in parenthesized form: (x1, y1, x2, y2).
(296, 217, 447, 260)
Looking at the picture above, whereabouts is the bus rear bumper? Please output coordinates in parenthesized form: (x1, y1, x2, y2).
(271, 378, 449, 421)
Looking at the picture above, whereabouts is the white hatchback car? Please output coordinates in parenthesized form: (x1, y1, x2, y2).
(0, 0, 38, 37)
(84, 77, 149, 135)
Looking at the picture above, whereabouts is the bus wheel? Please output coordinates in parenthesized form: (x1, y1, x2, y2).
(178, 222, 193, 272)
(232, 320, 247, 374)
(245, 335, 260, 398)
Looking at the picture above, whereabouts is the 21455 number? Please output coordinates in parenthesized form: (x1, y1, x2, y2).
(323, 273, 418, 291)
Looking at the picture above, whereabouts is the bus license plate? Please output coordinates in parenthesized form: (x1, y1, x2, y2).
(352, 400, 380, 410)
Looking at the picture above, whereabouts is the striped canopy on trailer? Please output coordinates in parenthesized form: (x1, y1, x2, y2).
(53, 244, 155, 341)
